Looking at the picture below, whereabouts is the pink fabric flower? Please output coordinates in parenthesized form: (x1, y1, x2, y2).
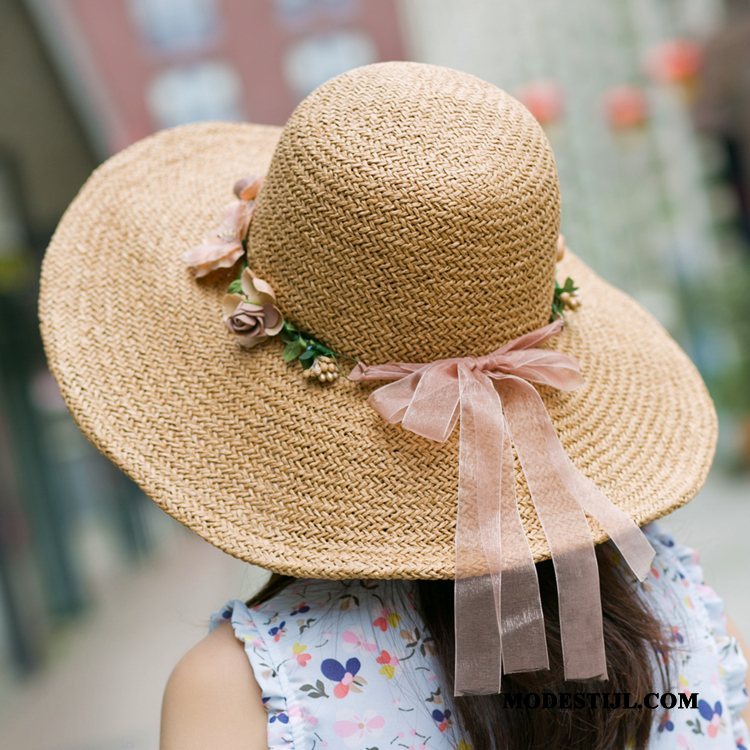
(181, 201, 253, 277)
(233, 175, 263, 201)
(221, 268, 283, 348)
(182, 174, 264, 278)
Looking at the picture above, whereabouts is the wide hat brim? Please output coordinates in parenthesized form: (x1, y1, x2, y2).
(39, 121, 717, 579)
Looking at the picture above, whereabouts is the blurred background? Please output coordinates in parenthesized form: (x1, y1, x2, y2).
(1, 0, 750, 747)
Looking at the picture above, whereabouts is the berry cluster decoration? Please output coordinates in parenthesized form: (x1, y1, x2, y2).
(550, 234, 582, 322)
(303, 355, 340, 383)
(551, 277, 581, 321)
(279, 321, 342, 382)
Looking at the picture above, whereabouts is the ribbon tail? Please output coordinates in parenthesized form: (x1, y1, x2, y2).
(570, 474, 655, 582)
(499, 377, 608, 682)
(498, 414, 549, 676)
(453, 366, 548, 694)
(454, 365, 504, 695)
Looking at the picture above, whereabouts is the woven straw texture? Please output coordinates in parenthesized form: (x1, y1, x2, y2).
(38, 62, 717, 579)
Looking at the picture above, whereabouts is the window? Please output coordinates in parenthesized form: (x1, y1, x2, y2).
(274, 0, 359, 28)
(129, 0, 220, 54)
(283, 30, 376, 99)
(147, 61, 245, 128)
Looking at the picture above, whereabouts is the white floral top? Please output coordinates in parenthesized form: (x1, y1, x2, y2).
(208, 522, 749, 749)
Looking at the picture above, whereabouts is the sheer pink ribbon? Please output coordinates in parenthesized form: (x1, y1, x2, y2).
(348, 318, 655, 695)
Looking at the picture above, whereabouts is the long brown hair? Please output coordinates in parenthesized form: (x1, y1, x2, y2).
(248, 541, 670, 750)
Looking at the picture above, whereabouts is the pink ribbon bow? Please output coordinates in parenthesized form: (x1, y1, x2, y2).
(348, 318, 655, 695)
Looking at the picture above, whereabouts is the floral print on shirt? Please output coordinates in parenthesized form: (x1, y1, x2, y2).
(209, 522, 749, 749)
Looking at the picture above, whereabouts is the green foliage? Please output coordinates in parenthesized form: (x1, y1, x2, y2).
(282, 338, 306, 362)
(550, 275, 578, 321)
(279, 320, 336, 368)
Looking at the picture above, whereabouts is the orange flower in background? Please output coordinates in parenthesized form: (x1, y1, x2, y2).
(603, 85, 649, 130)
(516, 81, 565, 125)
(645, 39, 702, 84)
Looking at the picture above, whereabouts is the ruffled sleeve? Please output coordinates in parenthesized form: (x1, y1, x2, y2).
(209, 599, 299, 749)
(645, 522, 750, 748)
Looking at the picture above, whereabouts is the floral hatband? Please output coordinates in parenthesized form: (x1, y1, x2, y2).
(182, 176, 581, 384)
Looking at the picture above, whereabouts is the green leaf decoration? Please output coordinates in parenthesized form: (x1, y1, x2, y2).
(299, 347, 317, 367)
(276, 319, 340, 363)
(279, 321, 299, 343)
(561, 276, 578, 293)
(283, 339, 306, 362)
(550, 274, 579, 322)
(227, 279, 243, 295)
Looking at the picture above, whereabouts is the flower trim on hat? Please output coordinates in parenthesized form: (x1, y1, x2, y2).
(182, 176, 581, 383)
(181, 175, 346, 383)
(551, 235, 581, 320)
(180, 176, 262, 278)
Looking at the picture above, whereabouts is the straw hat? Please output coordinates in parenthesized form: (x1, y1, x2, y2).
(38, 62, 716, 580)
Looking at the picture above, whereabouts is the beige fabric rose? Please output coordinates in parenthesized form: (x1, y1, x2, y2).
(181, 175, 264, 278)
(221, 268, 284, 348)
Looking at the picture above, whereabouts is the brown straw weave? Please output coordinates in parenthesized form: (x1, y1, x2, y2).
(38, 62, 717, 579)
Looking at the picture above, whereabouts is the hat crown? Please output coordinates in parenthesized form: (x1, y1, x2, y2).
(248, 62, 561, 363)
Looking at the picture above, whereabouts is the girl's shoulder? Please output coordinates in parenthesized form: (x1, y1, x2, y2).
(161, 608, 268, 749)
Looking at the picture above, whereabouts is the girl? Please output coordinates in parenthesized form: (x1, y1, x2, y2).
(39, 62, 749, 750)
